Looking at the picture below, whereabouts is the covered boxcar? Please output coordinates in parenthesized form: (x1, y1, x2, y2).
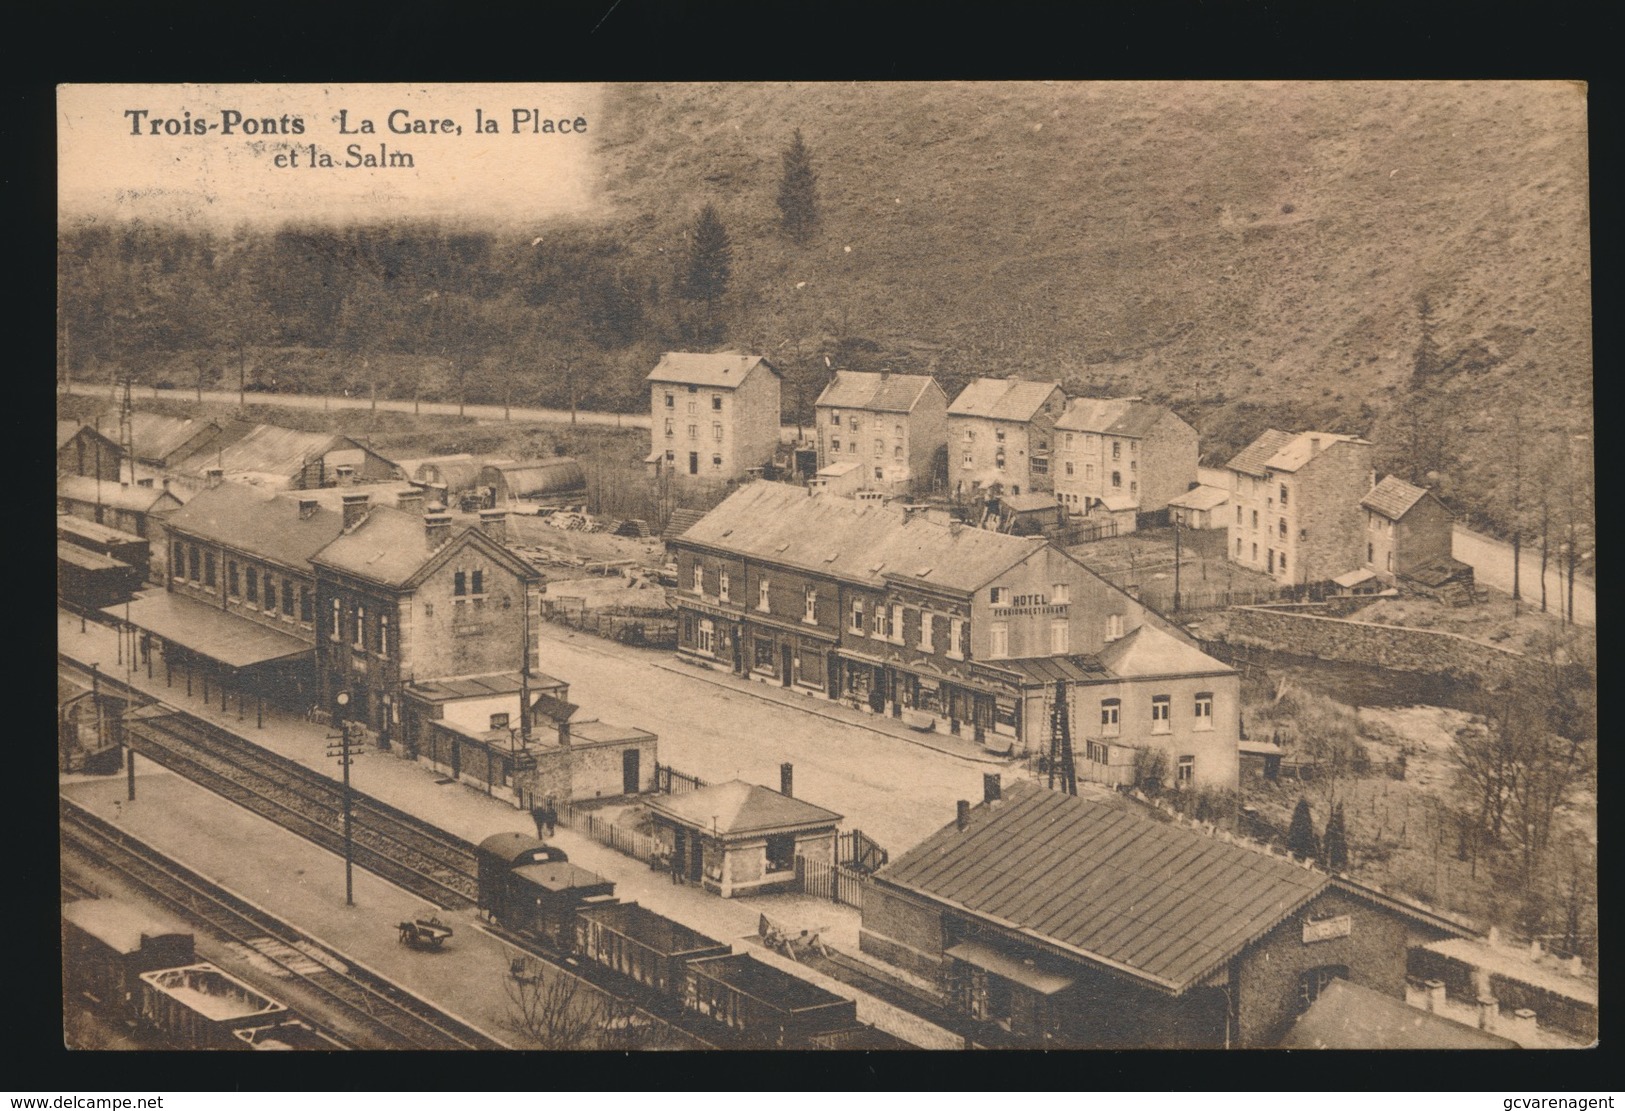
(683, 953, 859, 1048)
(62, 900, 196, 1019)
(574, 901, 731, 998)
(137, 963, 286, 1049)
(58, 542, 145, 611)
(476, 832, 569, 920)
(233, 1018, 347, 1051)
(59, 515, 152, 572)
(506, 862, 617, 948)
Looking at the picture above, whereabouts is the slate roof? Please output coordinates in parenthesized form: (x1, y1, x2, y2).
(645, 352, 777, 388)
(1097, 624, 1235, 680)
(679, 481, 1048, 595)
(1262, 431, 1363, 474)
(57, 421, 108, 452)
(661, 508, 707, 543)
(163, 483, 345, 569)
(1224, 429, 1297, 477)
(1167, 485, 1230, 512)
(1278, 979, 1517, 1049)
(877, 780, 1327, 994)
(948, 378, 1063, 422)
(1056, 398, 1170, 439)
(174, 424, 349, 480)
(814, 371, 939, 413)
(646, 779, 842, 836)
(127, 413, 219, 463)
(312, 505, 536, 589)
(1361, 475, 1433, 520)
(58, 476, 186, 513)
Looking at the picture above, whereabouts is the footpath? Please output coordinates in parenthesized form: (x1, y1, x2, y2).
(58, 613, 962, 1049)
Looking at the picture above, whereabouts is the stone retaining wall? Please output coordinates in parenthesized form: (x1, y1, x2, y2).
(1224, 606, 1529, 687)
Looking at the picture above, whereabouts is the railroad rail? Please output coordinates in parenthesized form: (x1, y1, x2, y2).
(58, 652, 480, 910)
(60, 797, 503, 1051)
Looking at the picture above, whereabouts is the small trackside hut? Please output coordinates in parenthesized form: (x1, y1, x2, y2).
(645, 777, 842, 898)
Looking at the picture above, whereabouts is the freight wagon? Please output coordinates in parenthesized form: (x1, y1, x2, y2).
(62, 899, 196, 1019)
(137, 963, 288, 1049)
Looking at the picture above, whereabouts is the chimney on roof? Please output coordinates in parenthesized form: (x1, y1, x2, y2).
(1476, 996, 1498, 1032)
(424, 512, 452, 551)
(341, 492, 370, 530)
(1509, 1007, 1538, 1041)
(1369, 470, 1378, 491)
(298, 497, 319, 521)
(479, 508, 509, 545)
(956, 800, 971, 831)
(396, 488, 425, 515)
(335, 463, 357, 485)
(1309, 436, 1322, 455)
(1423, 979, 1446, 1013)
(983, 773, 1001, 804)
(949, 520, 963, 537)
(557, 719, 571, 748)
(205, 467, 224, 488)
(779, 762, 794, 798)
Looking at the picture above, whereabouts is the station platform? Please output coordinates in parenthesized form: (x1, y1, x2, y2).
(59, 613, 961, 1049)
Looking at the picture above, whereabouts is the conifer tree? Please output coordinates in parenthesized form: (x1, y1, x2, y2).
(1322, 801, 1350, 872)
(682, 204, 733, 335)
(776, 129, 820, 245)
(1287, 796, 1320, 862)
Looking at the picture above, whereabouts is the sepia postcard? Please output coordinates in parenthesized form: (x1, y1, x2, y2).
(56, 81, 1595, 1054)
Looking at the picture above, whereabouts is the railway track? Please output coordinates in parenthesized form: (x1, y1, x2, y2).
(58, 652, 480, 910)
(60, 797, 504, 1051)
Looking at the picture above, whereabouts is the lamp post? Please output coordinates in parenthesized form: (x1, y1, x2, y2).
(327, 690, 360, 907)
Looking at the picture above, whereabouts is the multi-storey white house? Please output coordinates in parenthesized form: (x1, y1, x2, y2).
(646, 353, 782, 484)
(813, 371, 948, 496)
(1224, 429, 1375, 584)
(945, 377, 1067, 500)
(1052, 398, 1199, 530)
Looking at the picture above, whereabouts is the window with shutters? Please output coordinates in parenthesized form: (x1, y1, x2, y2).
(989, 623, 1009, 659)
(1049, 620, 1069, 654)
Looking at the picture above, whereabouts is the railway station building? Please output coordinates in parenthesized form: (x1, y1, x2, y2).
(668, 481, 1240, 789)
(859, 780, 1477, 1048)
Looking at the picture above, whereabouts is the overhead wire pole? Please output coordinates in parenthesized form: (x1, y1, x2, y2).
(1047, 679, 1077, 796)
(327, 690, 360, 906)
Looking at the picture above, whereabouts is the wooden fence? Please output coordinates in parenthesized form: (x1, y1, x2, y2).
(1053, 519, 1119, 546)
(557, 804, 662, 866)
(796, 856, 868, 910)
(539, 598, 678, 649)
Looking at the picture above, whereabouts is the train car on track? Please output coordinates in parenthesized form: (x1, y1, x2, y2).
(574, 901, 732, 997)
(683, 952, 859, 1049)
(58, 541, 145, 612)
(233, 1018, 348, 1051)
(137, 963, 288, 1050)
(62, 899, 196, 1021)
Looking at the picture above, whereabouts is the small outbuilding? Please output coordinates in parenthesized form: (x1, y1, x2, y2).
(477, 458, 589, 513)
(1278, 978, 1516, 1049)
(1167, 484, 1231, 530)
(646, 775, 842, 898)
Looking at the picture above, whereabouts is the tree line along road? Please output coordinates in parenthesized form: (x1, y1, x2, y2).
(61, 382, 808, 443)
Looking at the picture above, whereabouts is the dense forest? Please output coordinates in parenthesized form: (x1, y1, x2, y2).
(57, 81, 1593, 558)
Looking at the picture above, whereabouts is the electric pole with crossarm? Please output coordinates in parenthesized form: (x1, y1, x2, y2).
(327, 690, 362, 906)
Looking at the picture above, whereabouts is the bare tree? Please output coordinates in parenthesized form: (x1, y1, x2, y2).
(502, 951, 601, 1049)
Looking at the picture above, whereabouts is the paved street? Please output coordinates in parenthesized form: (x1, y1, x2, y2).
(532, 620, 1016, 856)
(1452, 523, 1594, 627)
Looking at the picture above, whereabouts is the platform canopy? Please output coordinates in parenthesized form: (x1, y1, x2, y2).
(106, 591, 312, 670)
(945, 940, 1077, 996)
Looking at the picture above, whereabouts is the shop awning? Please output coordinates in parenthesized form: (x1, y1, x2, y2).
(105, 591, 313, 670)
(945, 940, 1076, 995)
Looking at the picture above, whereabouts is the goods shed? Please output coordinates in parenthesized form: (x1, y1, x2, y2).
(478, 458, 588, 512)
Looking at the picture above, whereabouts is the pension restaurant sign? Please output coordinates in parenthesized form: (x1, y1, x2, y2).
(992, 592, 1069, 618)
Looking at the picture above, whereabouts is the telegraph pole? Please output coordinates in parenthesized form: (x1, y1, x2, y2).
(327, 690, 360, 906)
(1047, 679, 1077, 796)
(1173, 509, 1183, 613)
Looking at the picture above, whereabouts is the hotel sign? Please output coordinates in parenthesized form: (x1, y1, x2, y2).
(1302, 915, 1352, 944)
(992, 593, 1070, 619)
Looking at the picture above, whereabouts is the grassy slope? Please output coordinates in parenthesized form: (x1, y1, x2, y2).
(591, 81, 1592, 523)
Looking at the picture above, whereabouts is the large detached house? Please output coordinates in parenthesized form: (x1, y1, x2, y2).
(946, 377, 1067, 500)
(1053, 399, 1198, 530)
(646, 352, 782, 484)
(668, 482, 1239, 789)
(1224, 429, 1374, 584)
(813, 371, 948, 496)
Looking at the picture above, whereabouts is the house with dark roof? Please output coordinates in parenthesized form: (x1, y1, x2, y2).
(859, 779, 1476, 1048)
(1224, 429, 1374, 584)
(814, 370, 948, 496)
(57, 421, 123, 481)
(1360, 474, 1456, 584)
(946, 377, 1067, 500)
(646, 352, 781, 484)
(125, 412, 224, 469)
(1053, 398, 1198, 526)
(309, 497, 541, 750)
(669, 482, 1240, 787)
(645, 771, 842, 897)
